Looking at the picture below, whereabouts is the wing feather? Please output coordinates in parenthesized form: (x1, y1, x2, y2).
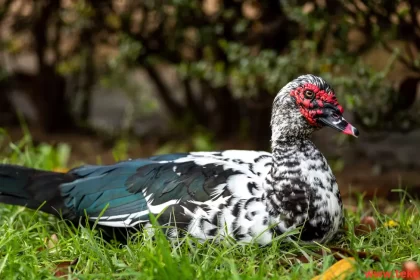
(58, 151, 270, 228)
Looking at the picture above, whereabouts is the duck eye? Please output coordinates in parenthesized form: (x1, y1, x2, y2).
(304, 90, 314, 99)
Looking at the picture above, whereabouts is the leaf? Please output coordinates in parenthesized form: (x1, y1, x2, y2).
(402, 261, 420, 280)
(311, 258, 356, 280)
(53, 167, 69, 173)
(105, 14, 121, 29)
(279, 247, 379, 268)
(355, 216, 377, 236)
(202, 0, 221, 16)
(53, 258, 78, 278)
(242, 0, 261, 20)
(48, 233, 59, 249)
(37, 233, 59, 252)
(329, 247, 380, 262)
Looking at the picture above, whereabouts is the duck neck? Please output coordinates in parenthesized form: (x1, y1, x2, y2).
(264, 136, 317, 217)
(268, 137, 312, 191)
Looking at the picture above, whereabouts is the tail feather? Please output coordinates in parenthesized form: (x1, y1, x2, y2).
(0, 164, 76, 217)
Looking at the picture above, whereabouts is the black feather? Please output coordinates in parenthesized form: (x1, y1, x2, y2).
(0, 164, 77, 218)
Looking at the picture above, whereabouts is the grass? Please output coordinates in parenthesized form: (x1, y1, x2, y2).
(0, 131, 420, 279)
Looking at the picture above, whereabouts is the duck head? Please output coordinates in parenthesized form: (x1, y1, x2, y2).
(271, 74, 359, 142)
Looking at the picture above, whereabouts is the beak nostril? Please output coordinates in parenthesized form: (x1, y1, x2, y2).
(332, 113, 340, 119)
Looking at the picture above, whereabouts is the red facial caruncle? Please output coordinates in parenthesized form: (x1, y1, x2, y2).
(289, 83, 343, 126)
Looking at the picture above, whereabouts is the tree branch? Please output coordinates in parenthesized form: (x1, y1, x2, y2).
(32, 0, 58, 69)
(382, 41, 420, 72)
(183, 78, 208, 126)
(144, 64, 184, 118)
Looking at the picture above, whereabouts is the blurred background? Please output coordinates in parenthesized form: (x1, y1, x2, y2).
(0, 0, 419, 204)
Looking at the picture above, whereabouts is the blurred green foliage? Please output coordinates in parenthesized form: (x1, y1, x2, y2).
(0, 0, 419, 147)
(0, 129, 71, 170)
(156, 129, 215, 155)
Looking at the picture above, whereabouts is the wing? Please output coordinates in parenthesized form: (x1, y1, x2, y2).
(183, 150, 273, 178)
(60, 161, 151, 224)
(59, 153, 262, 228)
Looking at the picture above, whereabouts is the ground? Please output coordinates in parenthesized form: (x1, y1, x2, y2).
(0, 195, 419, 279)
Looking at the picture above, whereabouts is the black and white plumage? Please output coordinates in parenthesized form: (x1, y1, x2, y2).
(0, 74, 359, 245)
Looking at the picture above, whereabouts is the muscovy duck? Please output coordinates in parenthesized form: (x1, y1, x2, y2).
(0, 74, 358, 245)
